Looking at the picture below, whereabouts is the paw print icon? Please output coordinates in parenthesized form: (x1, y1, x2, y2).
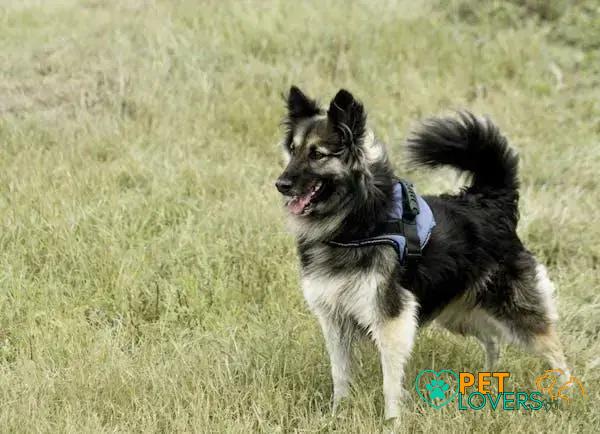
(415, 369, 460, 408)
(426, 379, 450, 400)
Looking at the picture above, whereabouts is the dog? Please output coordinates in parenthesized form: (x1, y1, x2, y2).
(275, 86, 569, 420)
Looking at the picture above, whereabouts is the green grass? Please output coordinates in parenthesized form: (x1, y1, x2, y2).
(1, 0, 599, 432)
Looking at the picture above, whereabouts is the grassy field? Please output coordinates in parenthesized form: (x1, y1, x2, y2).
(1, 0, 599, 432)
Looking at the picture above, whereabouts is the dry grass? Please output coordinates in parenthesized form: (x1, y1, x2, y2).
(0, 0, 599, 432)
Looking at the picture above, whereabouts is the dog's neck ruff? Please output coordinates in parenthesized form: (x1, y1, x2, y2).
(326, 180, 436, 263)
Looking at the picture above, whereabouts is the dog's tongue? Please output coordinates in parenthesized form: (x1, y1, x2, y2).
(288, 193, 312, 215)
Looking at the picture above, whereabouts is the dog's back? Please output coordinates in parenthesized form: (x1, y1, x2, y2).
(405, 113, 524, 321)
(404, 113, 568, 388)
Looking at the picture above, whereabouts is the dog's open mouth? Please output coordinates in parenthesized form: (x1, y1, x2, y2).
(286, 181, 324, 216)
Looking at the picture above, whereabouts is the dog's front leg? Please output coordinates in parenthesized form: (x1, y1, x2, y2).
(315, 311, 353, 412)
(373, 297, 418, 420)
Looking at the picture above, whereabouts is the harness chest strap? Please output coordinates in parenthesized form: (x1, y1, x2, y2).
(325, 180, 436, 264)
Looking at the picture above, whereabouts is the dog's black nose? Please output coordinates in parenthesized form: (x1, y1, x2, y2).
(275, 178, 293, 194)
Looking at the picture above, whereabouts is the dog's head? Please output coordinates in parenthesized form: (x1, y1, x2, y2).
(276, 86, 388, 221)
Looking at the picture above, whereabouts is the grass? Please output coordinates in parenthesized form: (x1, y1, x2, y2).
(0, 0, 599, 432)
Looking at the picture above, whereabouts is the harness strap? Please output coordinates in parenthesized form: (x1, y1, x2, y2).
(399, 181, 422, 260)
(325, 180, 429, 263)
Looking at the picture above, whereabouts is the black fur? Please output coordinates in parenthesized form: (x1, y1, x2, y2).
(287, 85, 321, 121)
(327, 89, 367, 149)
(277, 90, 567, 416)
(403, 114, 536, 326)
(285, 103, 551, 338)
(408, 113, 519, 191)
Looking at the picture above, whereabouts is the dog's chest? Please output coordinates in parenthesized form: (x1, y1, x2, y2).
(301, 270, 384, 328)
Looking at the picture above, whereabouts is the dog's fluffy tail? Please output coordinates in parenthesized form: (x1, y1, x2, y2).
(408, 112, 519, 195)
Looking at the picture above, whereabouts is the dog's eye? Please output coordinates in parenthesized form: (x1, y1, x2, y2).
(311, 150, 327, 160)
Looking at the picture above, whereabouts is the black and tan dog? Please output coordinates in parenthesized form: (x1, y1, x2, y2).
(275, 86, 569, 420)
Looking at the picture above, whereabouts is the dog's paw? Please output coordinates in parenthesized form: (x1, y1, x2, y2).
(383, 411, 402, 432)
(331, 396, 350, 417)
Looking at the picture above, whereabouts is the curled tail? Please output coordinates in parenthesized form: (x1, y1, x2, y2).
(407, 112, 519, 195)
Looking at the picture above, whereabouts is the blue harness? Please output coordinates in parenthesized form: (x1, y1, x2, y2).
(326, 181, 436, 263)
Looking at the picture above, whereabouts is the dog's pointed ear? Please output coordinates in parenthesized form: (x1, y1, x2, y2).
(327, 89, 366, 147)
(286, 86, 320, 121)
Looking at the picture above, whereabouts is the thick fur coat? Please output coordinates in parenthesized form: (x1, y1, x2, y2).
(275, 87, 568, 419)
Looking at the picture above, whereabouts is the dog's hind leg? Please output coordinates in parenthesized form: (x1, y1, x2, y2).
(478, 334, 500, 370)
(528, 264, 570, 379)
(484, 259, 570, 380)
(468, 310, 503, 370)
(530, 326, 570, 380)
(520, 265, 569, 379)
(437, 305, 503, 370)
(372, 293, 419, 420)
